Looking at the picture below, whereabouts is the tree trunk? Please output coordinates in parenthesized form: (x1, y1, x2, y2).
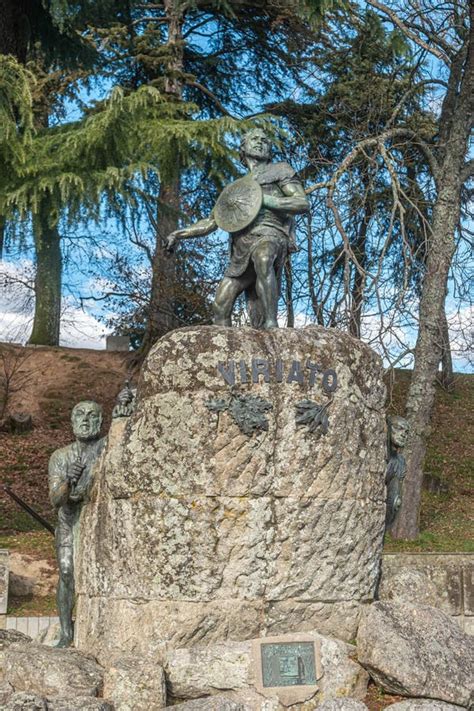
(140, 177, 180, 354)
(138, 0, 184, 358)
(0, 0, 29, 62)
(28, 199, 62, 346)
(307, 214, 324, 325)
(439, 305, 455, 391)
(392, 29, 474, 538)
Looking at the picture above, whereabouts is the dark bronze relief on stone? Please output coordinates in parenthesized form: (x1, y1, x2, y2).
(205, 392, 273, 436)
(294, 398, 332, 435)
(385, 415, 410, 530)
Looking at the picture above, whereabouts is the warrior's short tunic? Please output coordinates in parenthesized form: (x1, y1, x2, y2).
(224, 161, 302, 278)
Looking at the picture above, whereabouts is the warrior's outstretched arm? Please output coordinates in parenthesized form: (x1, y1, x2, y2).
(166, 216, 217, 251)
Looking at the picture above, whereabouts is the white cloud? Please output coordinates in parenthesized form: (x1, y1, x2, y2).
(0, 260, 110, 349)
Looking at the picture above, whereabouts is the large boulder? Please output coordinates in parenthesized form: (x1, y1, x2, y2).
(169, 691, 369, 711)
(164, 631, 368, 704)
(75, 326, 386, 661)
(0, 680, 14, 705)
(357, 602, 474, 708)
(103, 655, 166, 710)
(169, 695, 254, 711)
(3, 692, 47, 710)
(316, 702, 369, 711)
(1, 696, 113, 711)
(0, 630, 32, 681)
(46, 698, 114, 710)
(385, 702, 464, 710)
(3, 643, 104, 699)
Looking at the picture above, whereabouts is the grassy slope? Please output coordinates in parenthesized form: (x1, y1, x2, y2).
(384, 369, 473, 553)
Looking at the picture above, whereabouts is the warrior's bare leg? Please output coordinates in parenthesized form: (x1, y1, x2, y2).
(252, 243, 280, 329)
(213, 269, 254, 326)
(56, 543, 74, 647)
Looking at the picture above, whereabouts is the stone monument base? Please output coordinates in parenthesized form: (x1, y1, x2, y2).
(75, 326, 386, 663)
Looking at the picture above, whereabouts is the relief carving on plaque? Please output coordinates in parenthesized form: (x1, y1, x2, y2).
(252, 634, 323, 706)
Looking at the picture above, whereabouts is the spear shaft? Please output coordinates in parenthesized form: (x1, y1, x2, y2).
(3, 486, 55, 536)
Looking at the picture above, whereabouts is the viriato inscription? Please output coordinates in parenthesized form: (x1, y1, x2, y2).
(217, 358, 338, 391)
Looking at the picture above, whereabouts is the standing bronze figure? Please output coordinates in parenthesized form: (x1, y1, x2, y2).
(48, 401, 105, 647)
(166, 128, 309, 328)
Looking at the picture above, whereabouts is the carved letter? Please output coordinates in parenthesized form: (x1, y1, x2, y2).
(275, 358, 284, 383)
(239, 360, 249, 384)
(322, 369, 338, 393)
(252, 358, 270, 383)
(306, 360, 321, 387)
(217, 360, 235, 386)
(287, 360, 304, 384)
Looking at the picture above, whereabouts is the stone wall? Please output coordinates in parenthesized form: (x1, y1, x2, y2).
(75, 326, 387, 663)
(0, 551, 8, 617)
(380, 553, 474, 634)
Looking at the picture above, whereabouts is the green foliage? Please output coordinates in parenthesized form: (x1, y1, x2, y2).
(0, 56, 33, 170)
(2, 84, 263, 221)
(299, 0, 348, 22)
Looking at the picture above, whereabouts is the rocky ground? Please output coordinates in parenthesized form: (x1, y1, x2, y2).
(0, 599, 472, 710)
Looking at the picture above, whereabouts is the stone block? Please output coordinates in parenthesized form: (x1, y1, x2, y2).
(165, 641, 252, 699)
(0, 550, 9, 614)
(463, 616, 474, 635)
(380, 554, 474, 617)
(4, 642, 104, 699)
(169, 694, 252, 710)
(103, 655, 166, 710)
(463, 562, 474, 616)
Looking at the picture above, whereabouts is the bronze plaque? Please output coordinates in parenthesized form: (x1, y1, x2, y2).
(261, 641, 317, 688)
(213, 176, 262, 233)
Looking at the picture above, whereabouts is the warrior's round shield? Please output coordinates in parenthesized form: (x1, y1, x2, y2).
(213, 176, 262, 233)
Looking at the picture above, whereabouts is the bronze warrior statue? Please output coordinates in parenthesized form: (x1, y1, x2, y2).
(48, 401, 105, 647)
(166, 128, 309, 329)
